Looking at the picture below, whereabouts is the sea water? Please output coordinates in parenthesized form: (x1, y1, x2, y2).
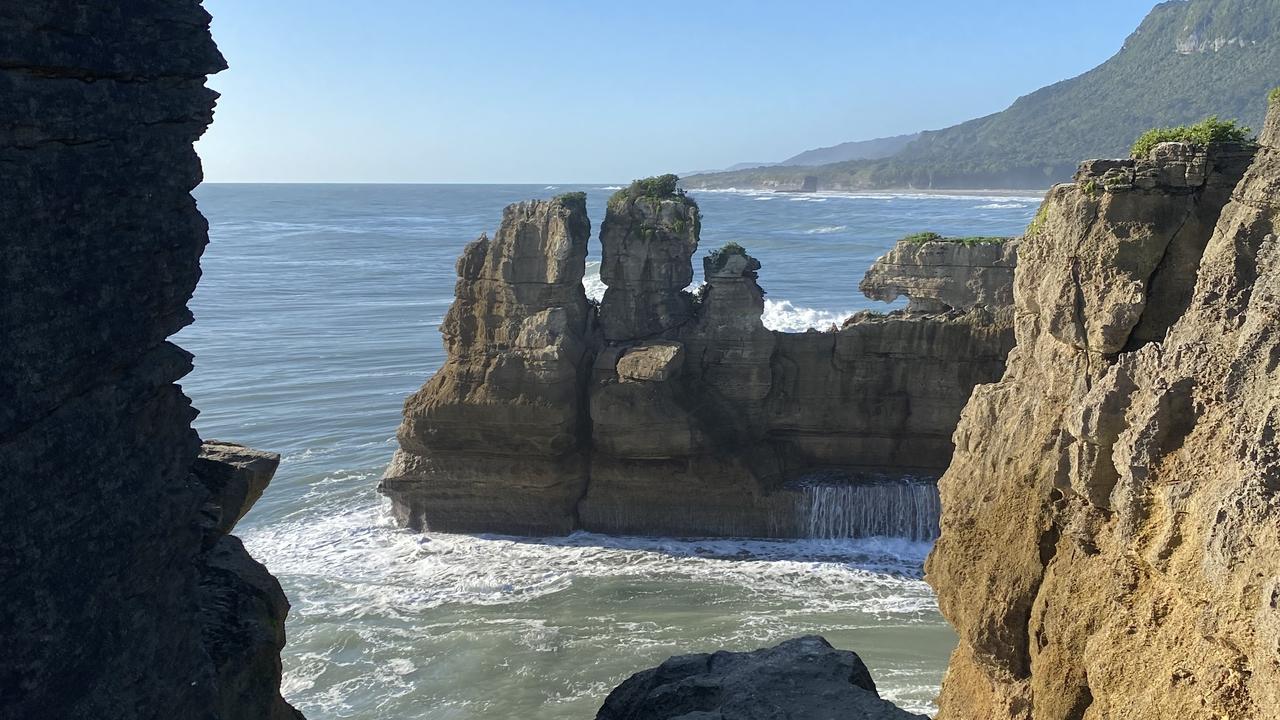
(180, 184, 1040, 718)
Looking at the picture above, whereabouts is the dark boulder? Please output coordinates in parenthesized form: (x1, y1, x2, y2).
(596, 636, 928, 720)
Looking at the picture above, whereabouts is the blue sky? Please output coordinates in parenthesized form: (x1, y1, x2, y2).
(198, 0, 1159, 183)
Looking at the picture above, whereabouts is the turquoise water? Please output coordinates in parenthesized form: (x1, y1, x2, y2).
(180, 184, 1039, 718)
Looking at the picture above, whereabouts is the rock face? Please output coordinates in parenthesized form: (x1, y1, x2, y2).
(0, 5, 300, 719)
(193, 444, 300, 720)
(596, 636, 928, 720)
(384, 179, 1015, 537)
(599, 177, 702, 342)
(927, 131, 1276, 718)
(197, 441, 284, 537)
(860, 237, 1019, 313)
(382, 194, 594, 534)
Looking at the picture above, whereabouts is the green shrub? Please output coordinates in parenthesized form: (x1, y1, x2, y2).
(707, 241, 747, 264)
(1270, 87, 1280, 105)
(903, 231, 943, 244)
(1130, 116, 1253, 158)
(609, 174, 688, 206)
(554, 191, 587, 208)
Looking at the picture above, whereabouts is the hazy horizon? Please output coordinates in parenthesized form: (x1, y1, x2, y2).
(198, 0, 1158, 184)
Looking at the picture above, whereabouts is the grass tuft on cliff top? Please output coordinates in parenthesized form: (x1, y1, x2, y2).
(707, 241, 747, 263)
(554, 191, 587, 209)
(902, 231, 1005, 247)
(609, 174, 694, 207)
(1271, 87, 1280, 105)
(1130, 116, 1254, 158)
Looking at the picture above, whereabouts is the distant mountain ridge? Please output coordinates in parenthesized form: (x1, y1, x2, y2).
(686, 0, 1280, 191)
(683, 132, 920, 176)
(779, 133, 920, 167)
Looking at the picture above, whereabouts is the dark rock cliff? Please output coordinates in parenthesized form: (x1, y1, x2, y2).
(382, 181, 1016, 538)
(0, 4, 299, 719)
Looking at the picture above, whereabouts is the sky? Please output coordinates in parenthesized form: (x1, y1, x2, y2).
(198, 0, 1160, 184)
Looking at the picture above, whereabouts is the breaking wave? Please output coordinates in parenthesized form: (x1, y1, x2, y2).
(805, 225, 847, 235)
(240, 482, 943, 719)
(763, 299, 855, 332)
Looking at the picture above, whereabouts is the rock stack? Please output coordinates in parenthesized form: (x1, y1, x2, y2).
(383, 179, 1016, 537)
(382, 194, 594, 535)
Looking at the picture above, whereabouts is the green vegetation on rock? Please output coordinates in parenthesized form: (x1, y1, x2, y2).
(1027, 204, 1050, 237)
(902, 231, 1004, 247)
(554, 191, 587, 209)
(1129, 116, 1254, 158)
(1271, 86, 1280, 104)
(685, 0, 1280, 190)
(707, 241, 747, 264)
(609, 174, 691, 207)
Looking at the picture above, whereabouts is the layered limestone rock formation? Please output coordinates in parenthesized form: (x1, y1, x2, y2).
(927, 129, 1275, 718)
(860, 236, 1019, 313)
(596, 636, 927, 720)
(384, 180, 1015, 537)
(1, 5, 300, 718)
(598, 175, 702, 342)
(382, 194, 594, 534)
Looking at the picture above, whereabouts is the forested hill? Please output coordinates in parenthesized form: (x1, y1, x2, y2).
(686, 0, 1280, 191)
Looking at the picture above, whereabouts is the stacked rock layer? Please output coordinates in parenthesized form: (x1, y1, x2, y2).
(383, 184, 1017, 537)
(1, 5, 300, 718)
(927, 130, 1278, 718)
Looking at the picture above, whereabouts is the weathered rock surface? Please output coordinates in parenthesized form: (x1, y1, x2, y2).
(596, 636, 928, 720)
(860, 238, 1018, 313)
(0, 5, 300, 718)
(196, 441, 283, 539)
(386, 179, 1015, 537)
(599, 177, 702, 342)
(381, 194, 594, 534)
(927, 129, 1276, 718)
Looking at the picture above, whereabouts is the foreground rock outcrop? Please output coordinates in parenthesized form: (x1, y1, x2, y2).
(927, 126, 1276, 717)
(597, 637, 927, 720)
(0, 5, 300, 718)
(383, 182, 1016, 537)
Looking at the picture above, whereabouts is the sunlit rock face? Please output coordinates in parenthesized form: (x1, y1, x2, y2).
(384, 180, 1013, 538)
(382, 194, 595, 535)
(0, 4, 300, 717)
(860, 237, 1018, 313)
(927, 127, 1279, 718)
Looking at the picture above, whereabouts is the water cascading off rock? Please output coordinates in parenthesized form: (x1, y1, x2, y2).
(798, 476, 941, 542)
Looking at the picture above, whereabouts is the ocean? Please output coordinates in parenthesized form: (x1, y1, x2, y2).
(179, 183, 1041, 718)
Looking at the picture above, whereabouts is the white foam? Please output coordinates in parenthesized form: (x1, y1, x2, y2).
(687, 188, 1044, 204)
(242, 500, 935, 616)
(583, 261, 606, 301)
(974, 202, 1028, 209)
(762, 298, 855, 332)
(804, 225, 847, 235)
